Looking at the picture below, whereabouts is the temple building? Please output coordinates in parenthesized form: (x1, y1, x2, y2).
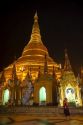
(0, 12, 82, 107)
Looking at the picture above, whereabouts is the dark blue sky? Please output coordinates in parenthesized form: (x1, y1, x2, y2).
(0, 1, 83, 75)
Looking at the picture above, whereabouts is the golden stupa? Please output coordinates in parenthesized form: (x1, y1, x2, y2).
(3, 12, 61, 82)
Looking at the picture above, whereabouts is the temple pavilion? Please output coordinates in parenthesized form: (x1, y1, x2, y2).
(59, 49, 82, 106)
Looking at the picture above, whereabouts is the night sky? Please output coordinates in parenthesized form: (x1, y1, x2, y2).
(0, 1, 83, 75)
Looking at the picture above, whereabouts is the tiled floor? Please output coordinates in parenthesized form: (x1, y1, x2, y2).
(0, 115, 83, 125)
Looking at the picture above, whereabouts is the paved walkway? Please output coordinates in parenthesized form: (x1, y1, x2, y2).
(0, 114, 83, 125)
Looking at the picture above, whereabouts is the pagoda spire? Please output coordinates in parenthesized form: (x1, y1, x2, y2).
(0, 69, 6, 85)
(52, 66, 55, 77)
(64, 49, 72, 71)
(38, 66, 41, 77)
(25, 67, 31, 80)
(44, 54, 48, 74)
(34, 11, 38, 22)
(12, 61, 18, 84)
(29, 11, 42, 43)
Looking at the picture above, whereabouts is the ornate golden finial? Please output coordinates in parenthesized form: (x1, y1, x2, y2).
(64, 48, 67, 53)
(64, 48, 68, 58)
(34, 11, 38, 22)
(64, 49, 72, 71)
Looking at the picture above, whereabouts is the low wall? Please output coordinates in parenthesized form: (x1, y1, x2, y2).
(0, 106, 83, 115)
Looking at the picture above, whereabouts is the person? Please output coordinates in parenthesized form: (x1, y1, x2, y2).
(63, 98, 70, 119)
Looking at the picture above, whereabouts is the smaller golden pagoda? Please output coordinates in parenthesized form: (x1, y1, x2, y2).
(59, 49, 82, 106)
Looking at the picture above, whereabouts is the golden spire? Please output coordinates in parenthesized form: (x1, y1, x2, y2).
(12, 61, 18, 83)
(34, 11, 38, 22)
(38, 66, 41, 77)
(29, 11, 42, 43)
(0, 69, 6, 84)
(52, 66, 55, 77)
(44, 54, 48, 74)
(64, 49, 72, 71)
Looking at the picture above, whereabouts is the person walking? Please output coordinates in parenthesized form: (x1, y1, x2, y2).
(63, 98, 70, 120)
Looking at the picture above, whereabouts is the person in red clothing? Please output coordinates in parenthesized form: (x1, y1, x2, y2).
(63, 98, 70, 119)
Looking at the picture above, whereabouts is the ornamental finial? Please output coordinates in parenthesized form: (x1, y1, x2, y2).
(34, 11, 38, 22)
